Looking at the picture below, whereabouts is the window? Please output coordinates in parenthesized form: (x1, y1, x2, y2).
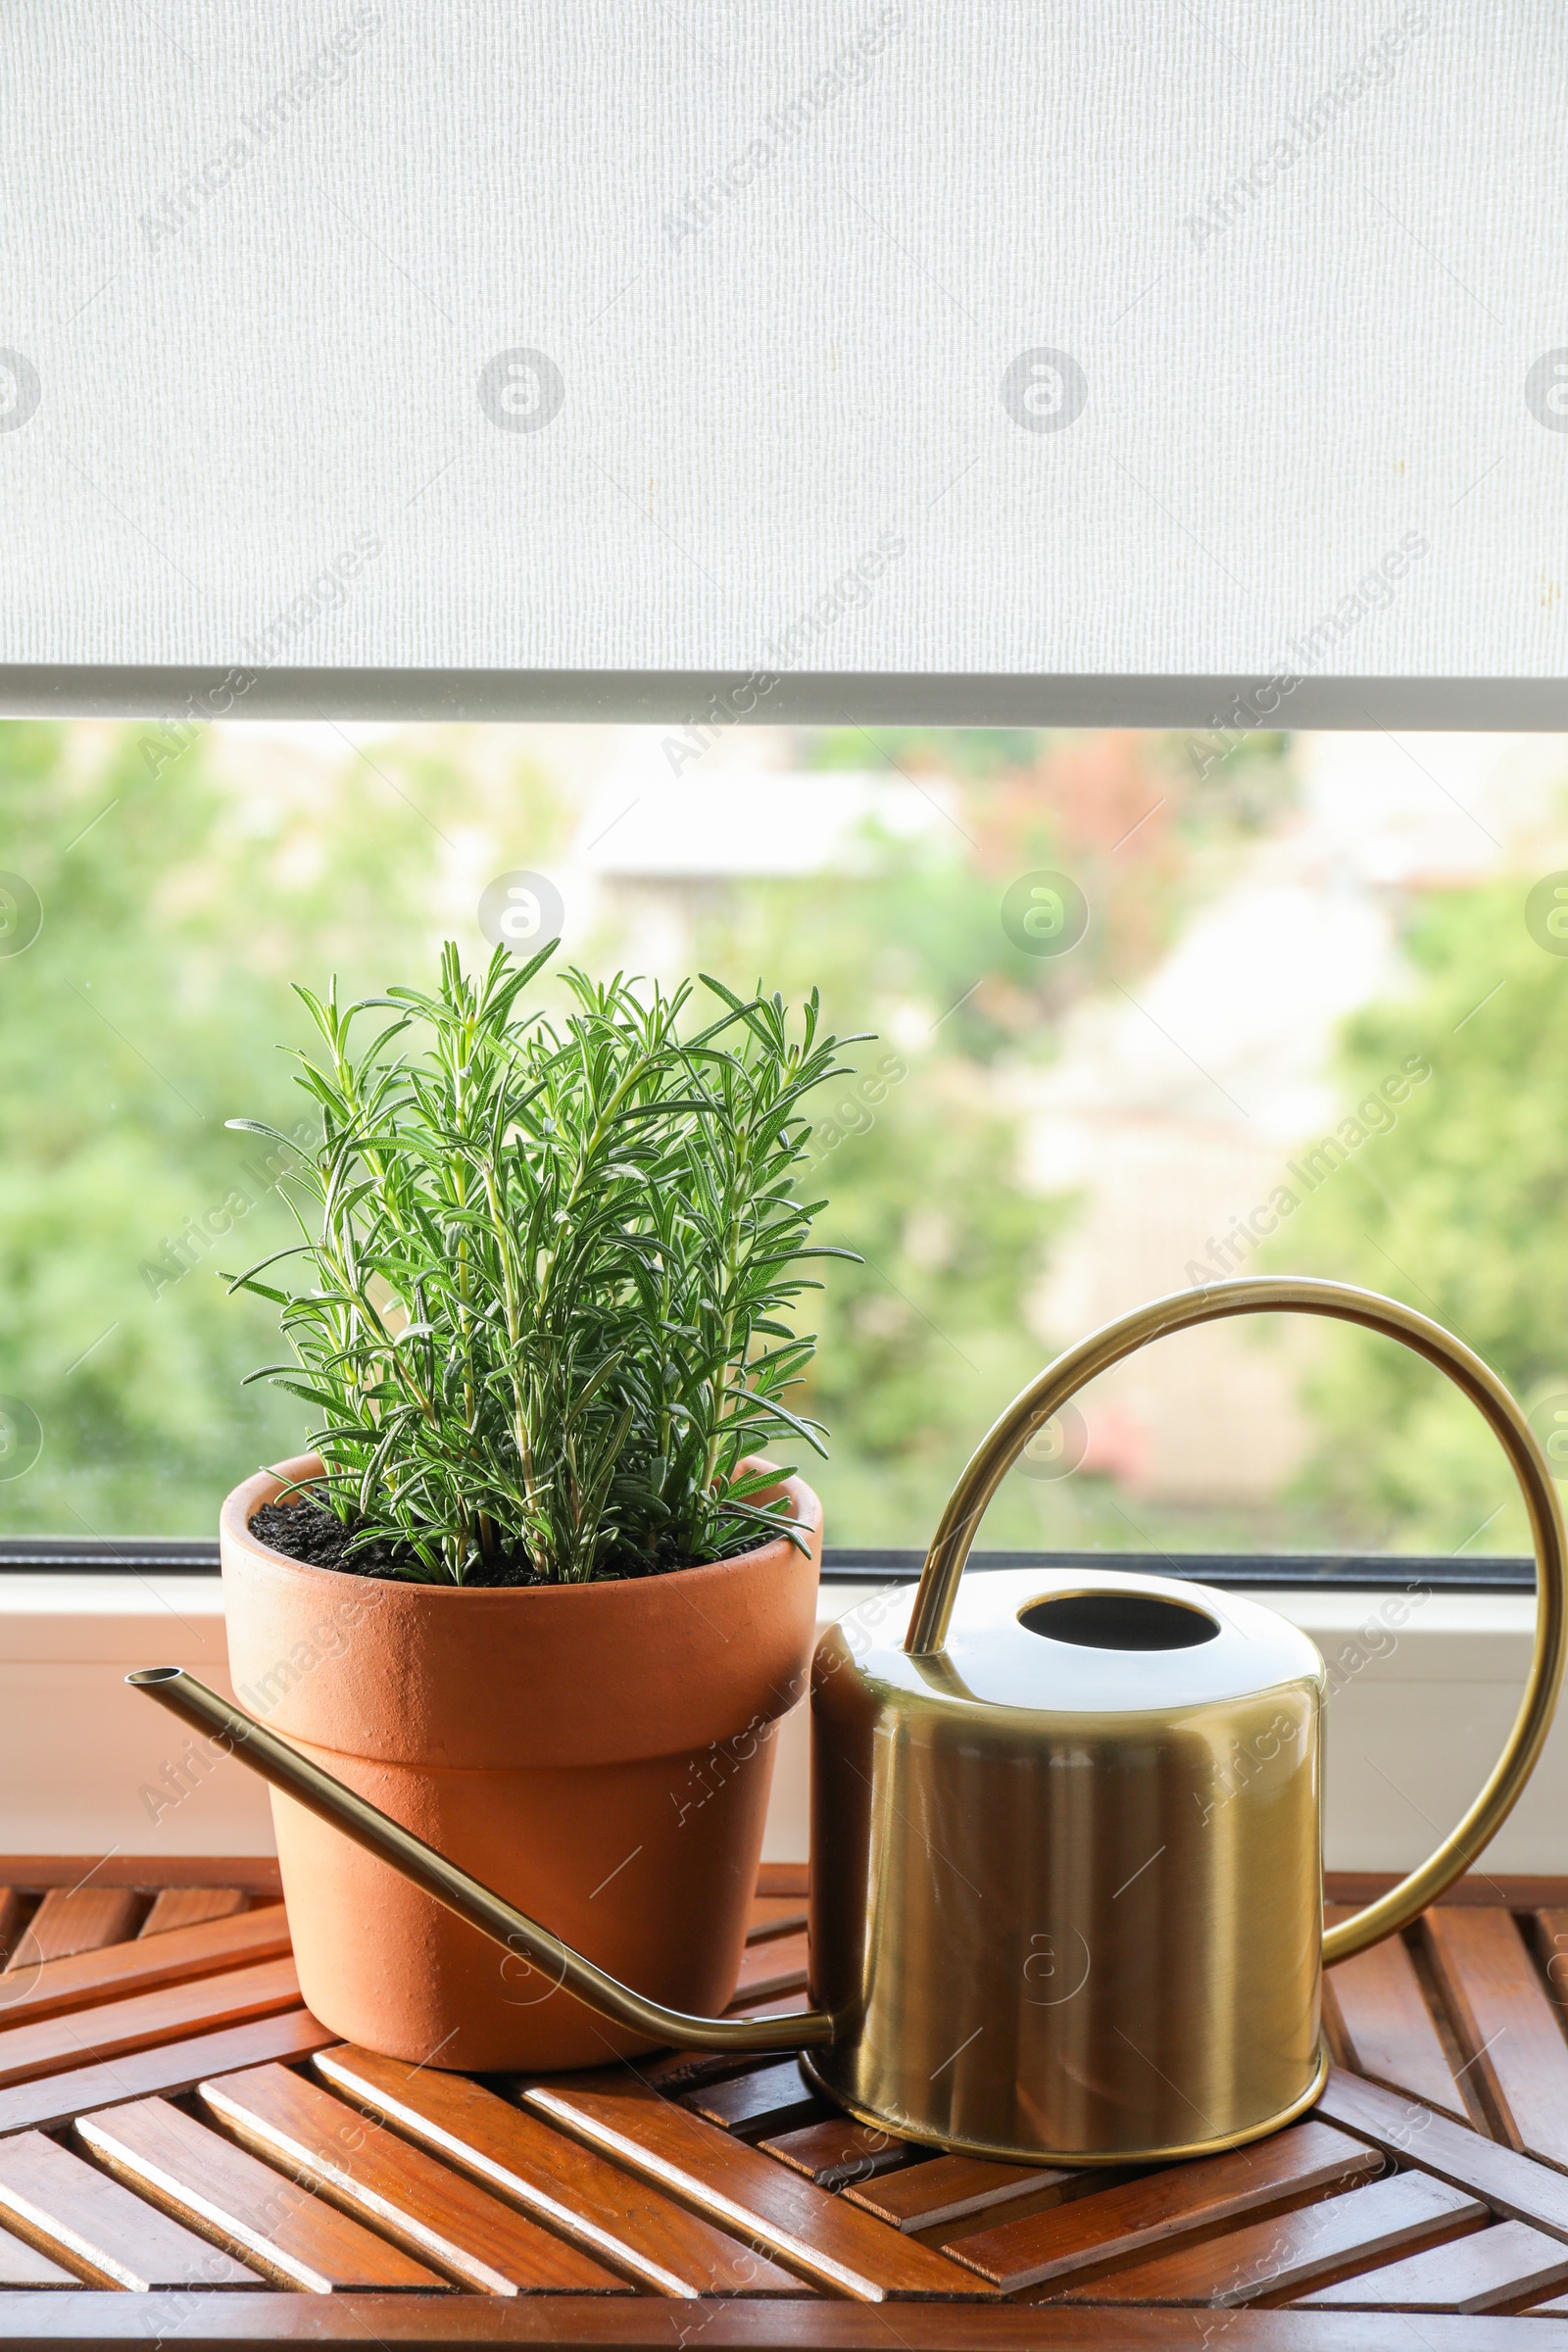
(1, 713, 1554, 1572)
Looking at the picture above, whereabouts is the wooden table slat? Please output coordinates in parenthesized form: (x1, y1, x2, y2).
(943, 2121, 1383, 2295)
(200, 2064, 629, 2296)
(315, 2044, 805, 2298)
(725, 1989, 813, 2023)
(1297, 2218, 1568, 2311)
(14, 2297, 1568, 2341)
(1316, 2065, 1568, 2236)
(729, 1936, 809, 2007)
(78, 2098, 447, 2293)
(753, 1869, 808, 1900)
(1530, 1910, 1568, 2020)
(682, 2062, 827, 2142)
(639, 2048, 777, 2095)
(526, 2077, 991, 2301)
(1422, 1909, 1568, 2170)
(1055, 2171, 1485, 2306)
(0, 2009, 337, 2137)
(0, 1956, 304, 2092)
(0, 2131, 260, 2290)
(0, 1902, 25, 1977)
(758, 2120, 918, 2192)
(844, 2153, 1070, 2234)
(0, 2226, 77, 2287)
(140, 1891, 251, 1937)
(0, 1907, 291, 2033)
(1323, 1916, 1471, 2122)
(745, 1898, 808, 1944)
(0, 1861, 281, 1896)
(7, 1891, 142, 1969)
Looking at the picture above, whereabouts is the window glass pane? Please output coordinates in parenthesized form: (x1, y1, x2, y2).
(0, 717, 1551, 1557)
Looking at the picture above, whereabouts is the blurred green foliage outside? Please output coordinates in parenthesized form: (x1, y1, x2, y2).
(1273, 878, 1568, 1555)
(0, 714, 1330, 1549)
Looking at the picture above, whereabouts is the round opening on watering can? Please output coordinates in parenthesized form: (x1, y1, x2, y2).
(1018, 1591, 1222, 1651)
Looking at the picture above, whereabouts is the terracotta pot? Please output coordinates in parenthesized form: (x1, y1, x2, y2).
(220, 1454, 821, 2071)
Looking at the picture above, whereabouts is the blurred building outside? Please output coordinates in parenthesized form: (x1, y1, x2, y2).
(564, 725, 1568, 1520)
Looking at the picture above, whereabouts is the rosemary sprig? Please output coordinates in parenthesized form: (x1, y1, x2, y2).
(225, 943, 862, 1584)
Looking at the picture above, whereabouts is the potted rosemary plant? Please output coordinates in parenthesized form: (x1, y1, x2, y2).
(219, 945, 855, 2070)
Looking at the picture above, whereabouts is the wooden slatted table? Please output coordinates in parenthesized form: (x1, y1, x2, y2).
(5, 1859, 1568, 2343)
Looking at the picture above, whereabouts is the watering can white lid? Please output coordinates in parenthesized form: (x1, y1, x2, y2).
(838, 1566, 1326, 1718)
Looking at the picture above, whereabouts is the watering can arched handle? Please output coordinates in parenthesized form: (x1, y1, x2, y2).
(904, 1275, 1568, 1966)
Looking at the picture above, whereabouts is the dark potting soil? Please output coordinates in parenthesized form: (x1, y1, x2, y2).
(248, 1493, 767, 1587)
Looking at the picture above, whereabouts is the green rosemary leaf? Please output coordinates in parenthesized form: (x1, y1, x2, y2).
(229, 943, 861, 1583)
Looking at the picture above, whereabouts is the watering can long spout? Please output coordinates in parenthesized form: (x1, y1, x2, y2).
(127, 1666, 835, 2055)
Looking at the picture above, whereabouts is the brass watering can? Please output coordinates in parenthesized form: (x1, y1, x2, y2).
(133, 1277, 1567, 2166)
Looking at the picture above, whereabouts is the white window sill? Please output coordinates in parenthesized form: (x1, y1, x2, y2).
(1, 1577, 1560, 1873)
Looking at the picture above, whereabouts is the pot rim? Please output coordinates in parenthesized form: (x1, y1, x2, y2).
(220, 1450, 822, 1603)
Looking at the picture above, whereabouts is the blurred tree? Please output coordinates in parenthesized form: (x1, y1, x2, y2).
(791, 1062, 1060, 1546)
(682, 725, 1298, 1545)
(801, 726, 1294, 1060)
(0, 720, 570, 1533)
(1268, 876, 1567, 1551)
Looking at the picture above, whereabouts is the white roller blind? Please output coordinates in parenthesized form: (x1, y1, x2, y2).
(1, 3, 1563, 703)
